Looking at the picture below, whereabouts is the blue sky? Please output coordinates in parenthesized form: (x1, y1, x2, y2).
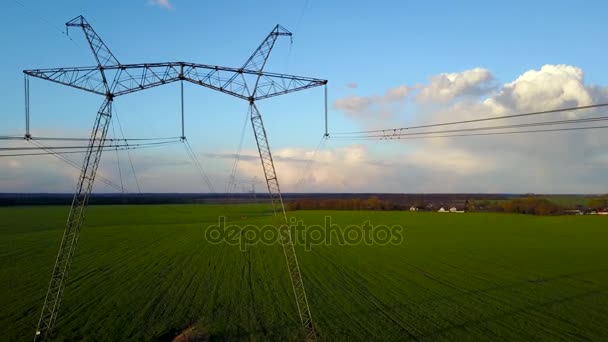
(1, 0, 608, 193)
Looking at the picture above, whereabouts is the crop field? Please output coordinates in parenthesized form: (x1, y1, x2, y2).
(1, 204, 608, 341)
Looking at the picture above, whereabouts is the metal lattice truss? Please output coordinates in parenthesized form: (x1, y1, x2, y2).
(28, 15, 325, 342)
(25, 63, 326, 101)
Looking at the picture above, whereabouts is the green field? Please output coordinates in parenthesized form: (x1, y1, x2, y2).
(1, 205, 607, 341)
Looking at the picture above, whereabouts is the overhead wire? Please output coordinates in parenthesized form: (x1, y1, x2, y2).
(0, 135, 23, 139)
(182, 138, 216, 193)
(285, 0, 310, 73)
(293, 135, 327, 189)
(226, 109, 250, 193)
(0, 140, 181, 158)
(112, 105, 141, 193)
(331, 115, 608, 140)
(110, 118, 125, 193)
(0, 140, 182, 151)
(0, 136, 180, 142)
(29, 139, 123, 191)
(11, 0, 80, 47)
(330, 103, 608, 136)
(331, 125, 608, 141)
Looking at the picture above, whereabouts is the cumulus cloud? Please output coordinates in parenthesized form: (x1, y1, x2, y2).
(334, 96, 375, 115)
(416, 67, 495, 103)
(485, 65, 592, 115)
(236, 145, 391, 192)
(147, 0, 174, 10)
(334, 68, 494, 126)
(320, 64, 608, 193)
(333, 84, 412, 122)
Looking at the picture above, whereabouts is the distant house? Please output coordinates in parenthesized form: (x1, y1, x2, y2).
(409, 206, 418, 212)
(437, 207, 447, 213)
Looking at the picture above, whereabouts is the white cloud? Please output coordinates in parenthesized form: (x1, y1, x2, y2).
(333, 84, 412, 122)
(384, 85, 411, 101)
(334, 68, 493, 126)
(322, 64, 608, 193)
(219, 145, 389, 192)
(416, 67, 495, 103)
(147, 0, 174, 10)
(485, 64, 592, 116)
(334, 95, 375, 115)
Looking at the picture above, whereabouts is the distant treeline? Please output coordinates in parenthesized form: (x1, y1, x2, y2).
(588, 197, 608, 210)
(490, 197, 564, 215)
(0, 193, 510, 207)
(286, 196, 406, 211)
(3, 193, 606, 215)
(287, 195, 608, 216)
(475, 196, 608, 215)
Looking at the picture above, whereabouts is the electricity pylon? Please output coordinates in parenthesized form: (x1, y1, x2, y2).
(25, 16, 326, 341)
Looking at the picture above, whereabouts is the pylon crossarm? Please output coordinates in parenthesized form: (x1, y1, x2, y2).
(24, 63, 326, 100)
(223, 23, 292, 89)
(66, 15, 120, 68)
(112, 64, 182, 95)
(182, 63, 326, 101)
(24, 67, 106, 96)
(242, 24, 292, 72)
(252, 73, 327, 101)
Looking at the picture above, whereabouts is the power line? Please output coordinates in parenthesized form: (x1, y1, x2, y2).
(0, 136, 180, 141)
(333, 115, 608, 140)
(0, 140, 180, 151)
(11, 0, 80, 47)
(29, 140, 123, 191)
(182, 138, 216, 193)
(331, 103, 608, 136)
(331, 124, 608, 141)
(226, 109, 250, 193)
(110, 118, 125, 193)
(294, 135, 327, 189)
(0, 140, 181, 158)
(113, 106, 141, 193)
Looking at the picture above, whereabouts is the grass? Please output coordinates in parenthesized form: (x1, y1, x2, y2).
(1, 204, 607, 341)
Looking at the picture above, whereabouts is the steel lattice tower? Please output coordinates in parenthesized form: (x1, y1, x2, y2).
(25, 16, 326, 341)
